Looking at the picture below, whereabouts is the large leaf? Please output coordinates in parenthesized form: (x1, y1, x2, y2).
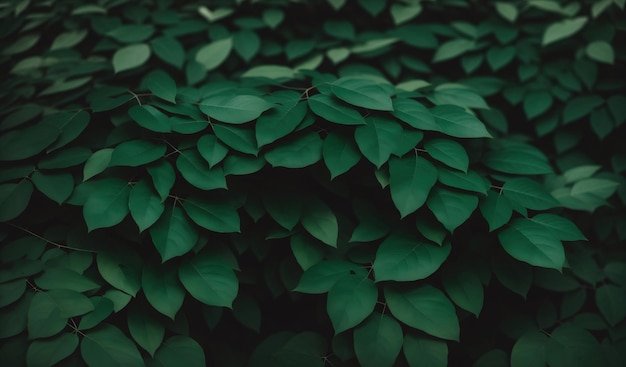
(330, 77, 393, 111)
(502, 178, 560, 210)
(430, 105, 492, 138)
(149, 206, 199, 262)
(182, 196, 241, 233)
(147, 160, 175, 202)
(81, 324, 144, 367)
(200, 95, 272, 124)
(354, 116, 403, 168)
(28, 290, 93, 338)
(0, 123, 59, 161)
(178, 252, 238, 308)
(373, 233, 451, 282)
(109, 140, 166, 167)
(523, 91, 553, 119)
(442, 267, 484, 317)
(479, 190, 513, 231)
(385, 285, 460, 341)
(83, 178, 131, 232)
(499, 218, 565, 271)
(388, 155, 438, 217)
(307, 94, 366, 125)
(150, 36, 185, 69)
(128, 105, 171, 133)
(427, 188, 478, 233)
(150, 336, 206, 367)
(213, 124, 259, 155)
(353, 314, 403, 367)
(197, 134, 228, 168)
(265, 132, 323, 168)
(529, 214, 587, 241)
(322, 132, 361, 179)
(142, 264, 185, 320)
(327, 275, 377, 333)
(546, 323, 604, 367)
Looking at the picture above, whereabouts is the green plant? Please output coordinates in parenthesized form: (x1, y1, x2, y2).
(1, 0, 625, 366)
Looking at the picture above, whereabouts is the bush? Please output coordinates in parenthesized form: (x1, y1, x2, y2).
(1, 0, 625, 366)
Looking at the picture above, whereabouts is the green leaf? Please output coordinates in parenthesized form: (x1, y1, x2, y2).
(81, 324, 144, 367)
(97, 250, 142, 297)
(354, 314, 403, 367)
(38, 147, 92, 169)
(113, 43, 151, 73)
(178, 253, 238, 308)
(233, 30, 261, 62)
(150, 336, 206, 367)
(483, 145, 553, 174)
(529, 214, 586, 241)
(389, 155, 438, 217)
(263, 184, 302, 230)
(107, 25, 155, 43)
(182, 196, 241, 233)
(142, 264, 185, 320)
(301, 199, 338, 247)
(542, 17, 588, 46)
(29, 289, 93, 336)
(570, 178, 619, 199)
(294, 260, 365, 294)
(479, 191, 513, 231)
(128, 105, 171, 133)
(213, 124, 258, 155)
(330, 77, 393, 111)
(78, 297, 114, 331)
(546, 323, 603, 367)
(563, 95, 604, 124)
(176, 150, 227, 190)
(392, 98, 439, 131)
(355, 116, 403, 168)
(0, 181, 32, 221)
(499, 218, 565, 271)
(83, 149, 113, 181)
(495, 2, 518, 22)
(0, 279, 25, 308)
(197, 134, 228, 168)
(386, 285, 460, 341)
(427, 188, 478, 233)
(403, 334, 448, 367)
(146, 70, 177, 103)
(437, 168, 489, 195)
(425, 139, 469, 173)
(128, 180, 164, 232)
(30, 171, 73, 205)
(0, 123, 59, 161)
(265, 132, 323, 168)
(442, 267, 484, 317)
(83, 178, 131, 232)
(511, 330, 548, 367)
(290, 234, 326, 271)
(127, 307, 164, 357)
(27, 332, 78, 367)
(150, 205, 198, 262)
(433, 39, 475, 63)
(327, 275, 377, 333)
(430, 105, 492, 138)
(200, 95, 272, 124)
(373, 233, 451, 282)
(595, 284, 626, 326)
(285, 39, 316, 60)
(585, 41, 614, 64)
(263, 8, 284, 29)
(195, 37, 233, 70)
(241, 65, 297, 80)
(486, 45, 516, 71)
(232, 293, 261, 332)
(147, 160, 175, 202)
(150, 36, 185, 69)
(430, 87, 489, 110)
(256, 101, 308, 147)
(51, 29, 88, 50)
(34, 267, 99, 293)
(307, 94, 365, 125)
(390, 3, 422, 25)
(502, 178, 560, 210)
(109, 140, 165, 167)
(322, 132, 361, 179)
(523, 90, 553, 119)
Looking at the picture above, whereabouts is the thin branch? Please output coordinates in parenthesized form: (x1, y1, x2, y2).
(4, 223, 97, 253)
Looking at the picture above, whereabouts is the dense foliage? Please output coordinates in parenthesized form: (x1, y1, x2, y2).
(1, 0, 625, 366)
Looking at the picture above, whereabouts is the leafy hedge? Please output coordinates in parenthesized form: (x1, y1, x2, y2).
(1, 0, 625, 366)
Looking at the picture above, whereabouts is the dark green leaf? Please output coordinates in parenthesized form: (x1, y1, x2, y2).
(301, 199, 338, 247)
(386, 285, 460, 341)
(127, 307, 164, 357)
(479, 190, 513, 231)
(195, 37, 233, 71)
(96, 249, 142, 297)
(200, 94, 272, 124)
(150, 36, 185, 69)
(331, 77, 393, 111)
(307, 94, 365, 125)
(437, 167, 489, 195)
(502, 178, 559, 210)
(38, 147, 92, 169)
(433, 39, 475, 63)
(197, 134, 228, 168)
(294, 261, 365, 294)
(322, 132, 361, 179)
(147, 160, 175, 202)
(425, 139, 469, 172)
(109, 140, 166, 167)
(83, 149, 113, 181)
(430, 105, 492, 138)
(81, 324, 144, 367)
(0, 181, 33, 221)
(178, 253, 238, 308)
(113, 43, 151, 73)
(499, 218, 565, 271)
(27, 333, 78, 367)
(150, 205, 198, 262)
(392, 98, 439, 131)
(176, 150, 227, 190)
(427, 188, 478, 232)
(354, 314, 403, 367)
(327, 275, 377, 333)
(523, 91, 553, 119)
(129, 179, 164, 232)
(373, 233, 450, 282)
(389, 155, 438, 217)
(484, 145, 553, 174)
(128, 105, 171, 133)
(562, 95, 604, 124)
(182, 196, 241, 233)
(511, 330, 548, 367)
(0, 279, 26, 308)
(83, 178, 131, 232)
(213, 124, 259, 155)
(107, 25, 155, 43)
(78, 297, 114, 331)
(546, 323, 603, 367)
(595, 284, 626, 326)
(146, 70, 177, 103)
(28, 290, 93, 338)
(34, 267, 99, 293)
(530, 214, 587, 241)
(0, 123, 59, 161)
(265, 132, 323, 168)
(403, 334, 448, 367)
(256, 101, 308, 147)
(263, 185, 302, 230)
(290, 233, 326, 271)
(142, 264, 185, 319)
(442, 267, 484, 317)
(542, 17, 588, 45)
(150, 336, 206, 367)
(355, 116, 403, 168)
(233, 30, 261, 62)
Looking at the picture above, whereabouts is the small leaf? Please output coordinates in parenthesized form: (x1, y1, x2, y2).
(390, 3, 422, 25)
(585, 41, 614, 64)
(150, 36, 185, 69)
(327, 276, 377, 333)
(127, 307, 164, 357)
(81, 324, 144, 367)
(233, 30, 261, 62)
(107, 25, 155, 43)
(150, 206, 199, 262)
(542, 17, 588, 46)
(433, 39, 475, 63)
(308, 94, 365, 125)
(97, 250, 142, 297)
(294, 260, 364, 294)
(200, 95, 272, 124)
(178, 253, 238, 308)
(373, 233, 451, 282)
(479, 191, 513, 231)
(386, 285, 460, 341)
(330, 77, 393, 111)
(146, 70, 177, 103)
(354, 314, 403, 367)
(427, 188, 478, 233)
(392, 98, 439, 131)
(502, 178, 560, 210)
(195, 37, 233, 70)
(112, 43, 151, 73)
(176, 150, 227, 190)
(389, 155, 438, 218)
(562, 95, 604, 124)
(499, 218, 565, 271)
(523, 90, 553, 119)
(495, 2, 518, 22)
(301, 199, 338, 247)
(425, 139, 469, 173)
(147, 160, 175, 202)
(31, 171, 74, 205)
